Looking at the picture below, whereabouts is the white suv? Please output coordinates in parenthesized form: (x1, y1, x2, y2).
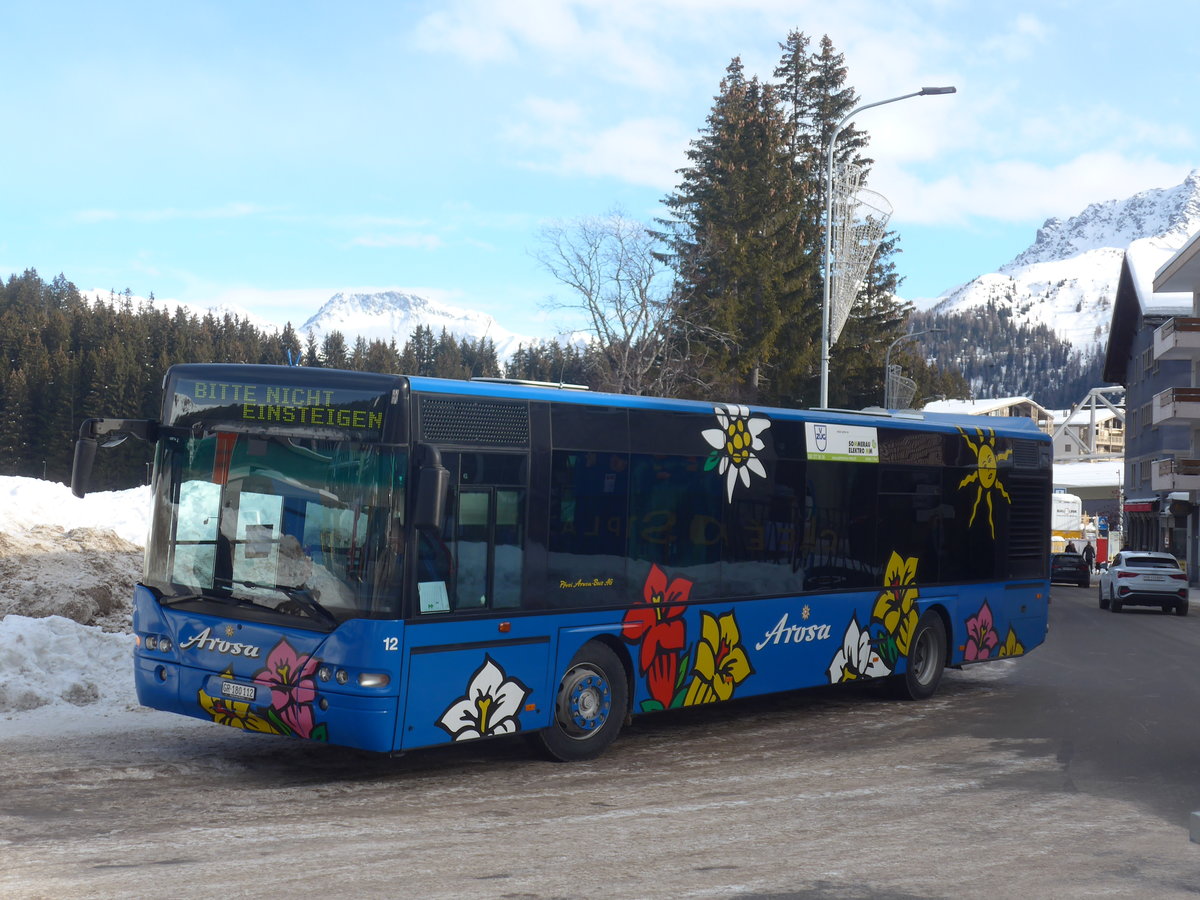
(1098, 550, 1189, 616)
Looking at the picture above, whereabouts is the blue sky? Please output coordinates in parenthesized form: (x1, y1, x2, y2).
(3, 0, 1197, 338)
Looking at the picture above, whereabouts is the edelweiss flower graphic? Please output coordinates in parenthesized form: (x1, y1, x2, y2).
(702, 404, 771, 501)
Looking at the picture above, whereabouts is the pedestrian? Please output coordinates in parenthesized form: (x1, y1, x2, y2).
(1065, 541, 1078, 554)
(1082, 541, 1096, 572)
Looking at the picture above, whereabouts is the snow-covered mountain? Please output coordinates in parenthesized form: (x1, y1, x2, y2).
(298, 290, 535, 361)
(923, 169, 1200, 355)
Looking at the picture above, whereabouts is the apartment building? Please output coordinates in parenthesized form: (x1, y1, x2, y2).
(1103, 234, 1200, 577)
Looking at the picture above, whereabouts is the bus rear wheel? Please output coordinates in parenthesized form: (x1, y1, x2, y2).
(535, 642, 628, 762)
(891, 610, 946, 701)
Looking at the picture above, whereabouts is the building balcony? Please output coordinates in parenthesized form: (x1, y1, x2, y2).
(1152, 386, 1200, 425)
(1153, 317, 1200, 361)
(1151, 457, 1200, 492)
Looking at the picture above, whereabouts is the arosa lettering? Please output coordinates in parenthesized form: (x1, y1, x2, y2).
(179, 627, 263, 659)
(755, 614, 832, 651)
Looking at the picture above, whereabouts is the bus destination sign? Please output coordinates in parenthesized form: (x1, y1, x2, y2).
(171, 378, 388, 438)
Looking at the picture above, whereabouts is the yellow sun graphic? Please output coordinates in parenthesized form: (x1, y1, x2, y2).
(957, 426, 1011, 538)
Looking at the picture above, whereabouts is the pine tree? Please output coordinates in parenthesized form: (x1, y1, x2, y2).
(658, 59, 806, 400)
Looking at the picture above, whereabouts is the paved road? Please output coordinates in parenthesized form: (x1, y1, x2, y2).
(3, 586, 1200, 899)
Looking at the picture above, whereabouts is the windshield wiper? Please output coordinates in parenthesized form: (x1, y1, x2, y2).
(273, 585, 339, 629)
(208, 578, 338, 627)
(159, 592, 207, 607)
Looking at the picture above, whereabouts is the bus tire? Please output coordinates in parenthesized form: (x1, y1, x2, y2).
(891, 610, 946, 701)
(535, 642, 628, 762)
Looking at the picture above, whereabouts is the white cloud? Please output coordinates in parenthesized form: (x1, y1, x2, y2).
(880, 152, 1196, 227)
(506, 95, 689, 188)
(980, 12, 1049, 62)
(72, 203, 266, 225)
(556, 117, 691, 188)
(350, 233, 445, 250)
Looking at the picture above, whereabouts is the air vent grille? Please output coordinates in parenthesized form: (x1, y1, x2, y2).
(419, 396, 529, 447)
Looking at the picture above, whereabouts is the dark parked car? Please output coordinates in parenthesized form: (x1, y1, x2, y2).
(1050, 552, 1090, 588)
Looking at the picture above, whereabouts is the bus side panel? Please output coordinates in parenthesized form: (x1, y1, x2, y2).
(943, 580, 1050, 666)
(398, 617, 554, 751)
(615, 581, 1052, 714)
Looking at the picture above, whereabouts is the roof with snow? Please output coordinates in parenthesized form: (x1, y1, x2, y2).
(1155, 227, 1200, 293)
(1103, 236, 1194, 383)
(1053, 459, 1123, 490)
(922, 396, 1053, 423)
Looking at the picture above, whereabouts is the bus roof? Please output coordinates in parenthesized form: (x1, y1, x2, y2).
(405, 373, 1050, 442)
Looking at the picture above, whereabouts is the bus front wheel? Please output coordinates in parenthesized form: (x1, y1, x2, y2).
(536, 642, 629, 762)
(891, 610, 947, 701)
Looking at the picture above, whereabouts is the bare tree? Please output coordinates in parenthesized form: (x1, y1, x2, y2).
(536, 210, 694, 396)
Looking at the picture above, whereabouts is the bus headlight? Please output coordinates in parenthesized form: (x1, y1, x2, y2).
(358, 672, 390, 688)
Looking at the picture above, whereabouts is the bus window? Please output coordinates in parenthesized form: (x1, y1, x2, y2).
(548, 450, 629, 607)
(493, 489, 524, 608)
(455, 490, 490, 607)
(172, 480, 221, 589)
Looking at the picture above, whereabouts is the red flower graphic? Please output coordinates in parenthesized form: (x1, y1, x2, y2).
(623, 564, 692, 708)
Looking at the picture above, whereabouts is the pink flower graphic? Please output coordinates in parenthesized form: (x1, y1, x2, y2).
(254, 638, 321, 738)
(964, 601, 999, 661)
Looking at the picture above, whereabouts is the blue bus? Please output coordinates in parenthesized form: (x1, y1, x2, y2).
(72, 364, 1051, 760)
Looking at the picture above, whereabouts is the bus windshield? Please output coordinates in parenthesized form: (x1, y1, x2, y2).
(145, 430, 406, 624)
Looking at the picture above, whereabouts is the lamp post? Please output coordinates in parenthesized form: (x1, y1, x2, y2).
(820, 86, 956, 409)
(884, 327, 945, 408)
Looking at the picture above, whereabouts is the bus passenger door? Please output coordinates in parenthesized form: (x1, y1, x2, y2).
(453, 487, 525, 609)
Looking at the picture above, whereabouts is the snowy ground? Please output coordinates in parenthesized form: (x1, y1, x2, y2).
(4, 477, 1200, 899)
(0, 476, 149, 723)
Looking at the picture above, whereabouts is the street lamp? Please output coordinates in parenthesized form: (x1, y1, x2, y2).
(884, 328, 944, 408)
(820, 86, 956, 409)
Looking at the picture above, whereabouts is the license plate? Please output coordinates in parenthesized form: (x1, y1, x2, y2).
(220, 681, 257, 702)
(1144, 575, 1164, 582)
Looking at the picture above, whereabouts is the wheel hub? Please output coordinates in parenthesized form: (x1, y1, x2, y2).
(558, 665, 611, 739)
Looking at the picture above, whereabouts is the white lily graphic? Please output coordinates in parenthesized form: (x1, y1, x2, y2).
(701, 404, 771, 501)
(437, 656, 531, 741)
(827, 615, 892, 683)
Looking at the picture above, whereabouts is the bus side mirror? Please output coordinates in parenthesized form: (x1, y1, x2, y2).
(70, 417, 160, 498)
(414, 444, 449, 531)
(71, 435, 98, 499)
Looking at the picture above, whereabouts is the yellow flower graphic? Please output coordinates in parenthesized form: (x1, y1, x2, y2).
(998, 627, 1025, 658)
(957, 426, 1012, 539)
(872, 552, 920, 655)
(683, 612, 755, 705)
(199, 691, 279, 733)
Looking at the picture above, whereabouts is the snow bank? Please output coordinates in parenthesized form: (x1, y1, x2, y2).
(0, 476, 150, 630)
(0, 475, 150, 545)
(0, 614, 135, 715)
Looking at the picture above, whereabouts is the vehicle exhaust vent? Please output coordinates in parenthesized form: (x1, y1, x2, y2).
(419, 396, 530, 448)
(1005, 477, 1048, 578)
(1011, 438, 1047, 470)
